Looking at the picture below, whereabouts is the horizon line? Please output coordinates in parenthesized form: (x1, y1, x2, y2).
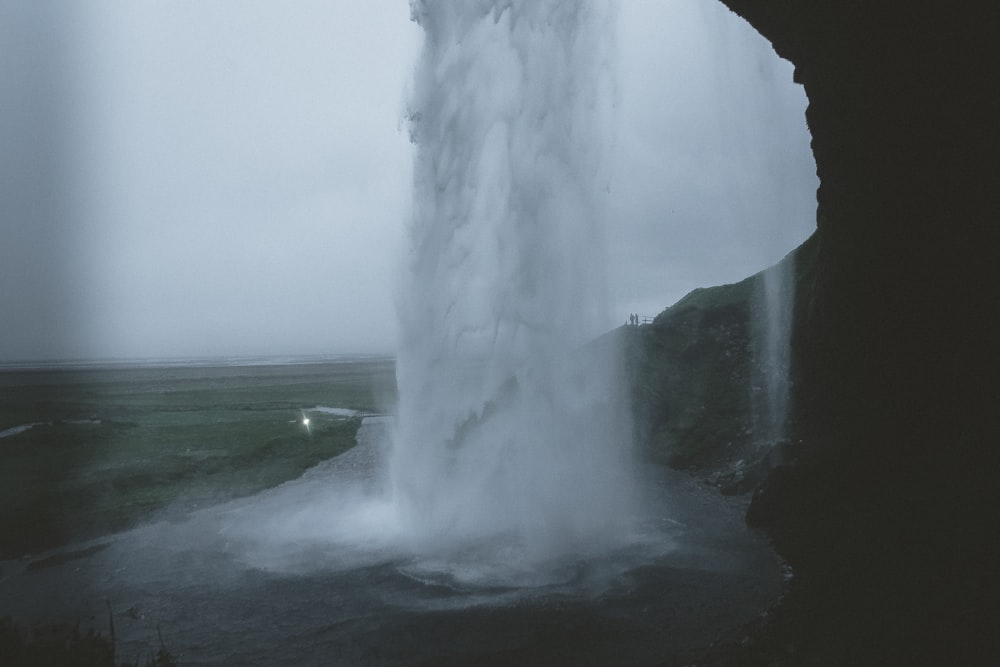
(0, 352, 396, 372)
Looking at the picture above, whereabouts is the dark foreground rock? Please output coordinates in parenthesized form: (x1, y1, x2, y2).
(709, 1, 997, 663)
(624, 1, 997, 660)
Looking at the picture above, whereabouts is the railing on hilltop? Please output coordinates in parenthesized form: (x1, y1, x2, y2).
(624, 314, 655, 327)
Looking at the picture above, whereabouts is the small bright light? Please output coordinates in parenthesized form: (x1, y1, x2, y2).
(302, 418, 310, 426)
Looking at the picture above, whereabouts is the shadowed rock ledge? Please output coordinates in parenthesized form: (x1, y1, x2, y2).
(690, 1, 999, 663)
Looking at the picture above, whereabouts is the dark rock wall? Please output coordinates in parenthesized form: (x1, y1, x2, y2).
(709, 1, 998, 662)
(720, 0, 997, 450)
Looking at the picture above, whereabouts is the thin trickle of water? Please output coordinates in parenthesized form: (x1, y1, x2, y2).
(753, 253, 794, 447)
(392, 0, 637, 567)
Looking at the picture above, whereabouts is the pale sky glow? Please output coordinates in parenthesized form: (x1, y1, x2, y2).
(0, 0, 816, 362)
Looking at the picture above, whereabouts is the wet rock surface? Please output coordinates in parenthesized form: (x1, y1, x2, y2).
(707, 1, 998, 662)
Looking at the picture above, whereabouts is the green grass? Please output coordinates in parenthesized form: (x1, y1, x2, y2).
(0, 359, 396, 559)
(621, 276, 756, 468)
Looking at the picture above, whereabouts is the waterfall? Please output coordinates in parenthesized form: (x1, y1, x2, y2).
(391, 0, 635, 564)
(753, 253, 794, 448)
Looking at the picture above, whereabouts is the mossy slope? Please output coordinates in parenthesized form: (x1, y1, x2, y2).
(621, 233, 817, 482)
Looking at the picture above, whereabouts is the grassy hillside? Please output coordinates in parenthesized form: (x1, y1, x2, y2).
(621, 233, 817, 488)
(0, 359, 395, 559)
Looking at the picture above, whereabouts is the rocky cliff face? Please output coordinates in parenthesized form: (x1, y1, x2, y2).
(623, 234, 818, 494)
(706, 2, 998, 662)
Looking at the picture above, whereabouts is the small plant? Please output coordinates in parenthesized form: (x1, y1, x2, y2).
(0, 609, 177, 667)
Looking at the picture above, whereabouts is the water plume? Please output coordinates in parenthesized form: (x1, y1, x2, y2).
(750, 247, 796, 452)
(392, 0, 635, 568)
(756, 256, 793, 445)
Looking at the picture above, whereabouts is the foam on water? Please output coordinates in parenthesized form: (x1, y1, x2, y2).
(0, 422, 45, 438)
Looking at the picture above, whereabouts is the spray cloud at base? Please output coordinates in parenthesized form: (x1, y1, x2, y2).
(390, 0, 642, 570)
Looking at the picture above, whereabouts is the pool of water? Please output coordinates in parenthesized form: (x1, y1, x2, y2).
(1, 419, 784, 665)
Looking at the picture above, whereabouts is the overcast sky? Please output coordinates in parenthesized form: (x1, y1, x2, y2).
(0, 0, 816, 363)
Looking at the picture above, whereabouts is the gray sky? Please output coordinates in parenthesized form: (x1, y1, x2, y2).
(1, 0, 816, 362)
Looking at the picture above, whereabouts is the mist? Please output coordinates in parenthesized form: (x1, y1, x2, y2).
(1, 0, 815, 362)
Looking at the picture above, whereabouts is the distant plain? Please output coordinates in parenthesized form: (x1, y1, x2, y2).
(0, 358, 397, 560)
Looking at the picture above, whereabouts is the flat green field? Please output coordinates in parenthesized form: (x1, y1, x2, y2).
(0, 358, 396, 559)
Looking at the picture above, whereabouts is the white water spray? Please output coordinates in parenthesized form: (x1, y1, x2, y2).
(753, 254, 794, 447)
(392, 0, 635, 564)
